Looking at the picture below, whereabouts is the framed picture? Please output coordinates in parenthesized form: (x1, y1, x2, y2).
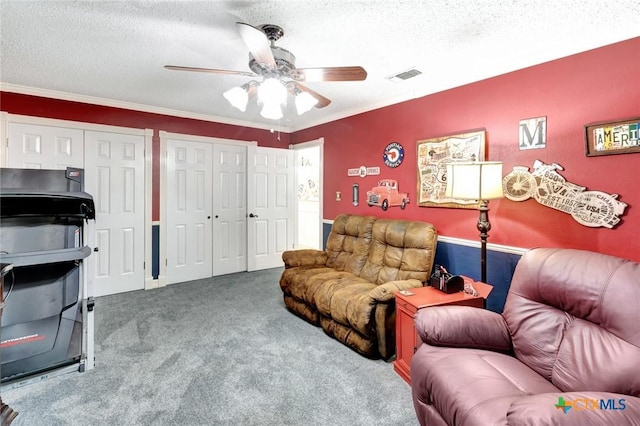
(416, 129, 486, 208)
(585, 117, 640, 157)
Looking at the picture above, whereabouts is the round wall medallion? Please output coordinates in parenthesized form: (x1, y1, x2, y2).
(383, 142, 404, 168)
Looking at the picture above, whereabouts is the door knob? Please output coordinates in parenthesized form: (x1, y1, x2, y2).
(249, 213, 258, 218)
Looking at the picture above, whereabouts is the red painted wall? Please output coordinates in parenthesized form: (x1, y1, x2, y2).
(0, 93, 290, 221)
(2, 38, 638, 261)
(291, 37, 640, 262)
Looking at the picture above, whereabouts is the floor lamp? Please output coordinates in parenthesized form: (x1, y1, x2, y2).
(446, 162, 504, 283)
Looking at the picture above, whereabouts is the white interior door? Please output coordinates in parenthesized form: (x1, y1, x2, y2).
(7, 122, 83, 169)
(166, 138, 213, 284)
(247, 146, 295, 271)
(293, 140, 323, 250)
(6, 121, 147, 297)
(212, 143, 247, 275)
(84, 130, 146, 297)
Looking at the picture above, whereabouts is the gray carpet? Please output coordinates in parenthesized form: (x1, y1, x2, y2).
(2, 268, 418, 425)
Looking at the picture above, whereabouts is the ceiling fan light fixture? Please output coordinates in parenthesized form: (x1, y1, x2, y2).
(260, 102, 284, 120)
(167, 23, 366, 121)
(295, 90, 318, 115)
(257, 78, 287, 105)
(223, 85, 249, 112)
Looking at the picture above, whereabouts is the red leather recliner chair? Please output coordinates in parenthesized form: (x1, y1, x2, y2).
(411, 248, 640, 425)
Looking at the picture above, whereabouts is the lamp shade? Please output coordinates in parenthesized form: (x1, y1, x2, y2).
(295, 91, 318, 115)
(260, 102, 284, 120)
(446, 161, 504, 200)
(257, 78, 287, 105)
(223, 86, 249, 112)
(256, 78, 287, 120)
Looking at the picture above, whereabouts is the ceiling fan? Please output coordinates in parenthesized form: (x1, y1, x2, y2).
(165, 22, 367, 119)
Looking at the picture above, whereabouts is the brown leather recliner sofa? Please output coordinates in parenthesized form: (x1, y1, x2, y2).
(411, 248, 640, 426)
(279, 214, 437, 360)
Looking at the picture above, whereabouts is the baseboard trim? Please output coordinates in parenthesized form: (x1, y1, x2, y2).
(145, 277, 158, 290)
(157, 275, 167, 288)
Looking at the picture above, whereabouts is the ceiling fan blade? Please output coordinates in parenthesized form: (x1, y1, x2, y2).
(236, 22, 277, 70)
(291, 66, 367, 82)
(292, 82, 331, 108)
(164, 65, 256, 77)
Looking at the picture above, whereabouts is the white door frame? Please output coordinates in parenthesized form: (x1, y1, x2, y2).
(290, 138, 324, 250)
(158, 131, 256, 286)
(0, 113, 153, 291)
(0, 112, 9, 167)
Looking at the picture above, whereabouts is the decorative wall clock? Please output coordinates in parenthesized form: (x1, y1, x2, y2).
(383, 142, 404, 168)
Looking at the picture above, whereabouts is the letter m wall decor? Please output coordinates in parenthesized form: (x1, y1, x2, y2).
(519, 116, 547, 150)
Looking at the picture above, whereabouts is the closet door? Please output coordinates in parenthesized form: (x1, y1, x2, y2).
(247, 146, 295, 271)
(7, 123, 83, 169)
(166, 138, 213, 284)
(84, 131, 146, 296)
(212, 143, 247, 275)
(6, 121, 147, 297)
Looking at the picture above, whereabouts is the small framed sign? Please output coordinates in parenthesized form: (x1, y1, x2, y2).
(519, 116, 546, 150)
(585, 116, 640, 157)
(383, 142, 404, 168)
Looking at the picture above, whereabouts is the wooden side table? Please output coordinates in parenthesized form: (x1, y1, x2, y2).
(393, 278, 493, 385)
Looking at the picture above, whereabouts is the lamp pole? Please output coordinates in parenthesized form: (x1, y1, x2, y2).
(477, 200, 491, 283)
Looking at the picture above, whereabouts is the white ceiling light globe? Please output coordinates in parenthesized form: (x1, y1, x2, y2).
(257, 78, 287, 105)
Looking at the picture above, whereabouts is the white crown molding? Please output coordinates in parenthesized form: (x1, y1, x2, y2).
(0, 82, 293, 133)
(289, 89, 422, 132)
(0, 82, 425, 134)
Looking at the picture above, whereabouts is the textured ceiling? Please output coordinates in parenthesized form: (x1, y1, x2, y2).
(1, 1, 639, 132)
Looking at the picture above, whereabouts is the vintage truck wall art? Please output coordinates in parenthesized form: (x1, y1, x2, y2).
(367, 179, 410, 210)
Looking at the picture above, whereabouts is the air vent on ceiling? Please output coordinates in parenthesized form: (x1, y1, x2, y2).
(386, 67, 423, 82)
